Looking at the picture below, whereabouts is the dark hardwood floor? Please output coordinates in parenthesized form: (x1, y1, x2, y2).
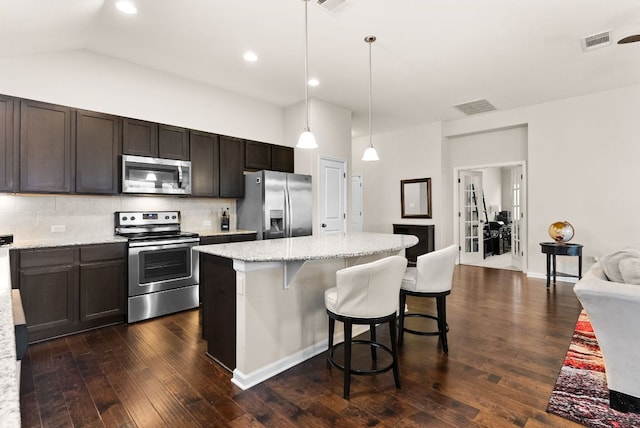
(19, 265, 583, 427)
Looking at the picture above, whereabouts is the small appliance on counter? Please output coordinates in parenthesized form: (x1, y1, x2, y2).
(0, 234, 13, 246)
(221, 208, 230, 231)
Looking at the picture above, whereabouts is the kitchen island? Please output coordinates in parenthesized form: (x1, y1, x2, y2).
(194, 232, 418, 390)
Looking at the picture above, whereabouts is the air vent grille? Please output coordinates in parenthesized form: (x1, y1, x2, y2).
(581, 30, 611, 51)
(453, 99, 497, 115)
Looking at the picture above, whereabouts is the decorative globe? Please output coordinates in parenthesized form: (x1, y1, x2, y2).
(548, 221, 574, 243)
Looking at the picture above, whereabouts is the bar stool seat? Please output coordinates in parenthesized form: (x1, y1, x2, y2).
(325, 255, 407, 399)
(398, 245, 458, 352)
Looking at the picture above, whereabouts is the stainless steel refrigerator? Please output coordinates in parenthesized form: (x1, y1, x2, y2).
(237, 171, 312, 240)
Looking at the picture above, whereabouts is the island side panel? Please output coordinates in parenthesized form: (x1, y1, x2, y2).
(235, 252, 397, 378)
(201, 253, 236, 371)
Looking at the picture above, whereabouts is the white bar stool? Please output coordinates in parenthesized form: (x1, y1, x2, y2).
(398, 245, 458, 352)
(324, 255, 407, 399)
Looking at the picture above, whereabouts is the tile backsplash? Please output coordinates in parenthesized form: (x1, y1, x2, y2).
(0, 194, 236, 242)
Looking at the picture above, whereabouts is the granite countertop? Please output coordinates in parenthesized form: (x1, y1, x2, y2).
(9, 229, 257, 250)
(194, 232, 418, 262)
(0, 247, 21, 426)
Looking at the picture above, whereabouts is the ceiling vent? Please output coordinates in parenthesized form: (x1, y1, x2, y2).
(581, 30, 612, 51)
(453, 99, 497, 115)
(317, 0, 346, 12)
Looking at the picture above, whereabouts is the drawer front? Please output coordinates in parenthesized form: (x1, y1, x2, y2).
(19, 247, 75, 268)
(80, 243, 127, 263)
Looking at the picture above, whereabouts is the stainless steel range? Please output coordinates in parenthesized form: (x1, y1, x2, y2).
(115, 211, 199, 323)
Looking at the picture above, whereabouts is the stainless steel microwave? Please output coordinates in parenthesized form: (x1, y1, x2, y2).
(122, 155, 192, 195)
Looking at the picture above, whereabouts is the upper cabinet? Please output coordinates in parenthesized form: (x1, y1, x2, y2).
(19, 99, 74, 193)
(219, 136, 244, 198)
(245, 140, 294, 173)
(271, 145, 294, 173)
(190, 130, 219, 197)
(245, 140, 272, 171)
(76, 110, 121, 194)
(0, 95, 17, 192)
(123, 118, 189, 160)
(122, 118, 158, 157)
(158, 124, 189, 160)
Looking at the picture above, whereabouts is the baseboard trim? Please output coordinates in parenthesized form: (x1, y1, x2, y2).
(231, 325, 368, 390)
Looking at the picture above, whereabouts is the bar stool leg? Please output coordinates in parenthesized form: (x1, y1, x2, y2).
(327, 317, 335, 367)
(398, 290, 407, 347)
(370, 322, 377, 362)
(436, 295, 448, 353)
(388, 318, 401, 389)
(343, 321, 352, 399)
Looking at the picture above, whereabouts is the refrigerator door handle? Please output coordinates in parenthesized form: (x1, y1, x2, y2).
(285, 185, 292, 237)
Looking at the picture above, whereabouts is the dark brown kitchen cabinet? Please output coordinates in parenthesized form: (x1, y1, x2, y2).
(271, 145, 294, 173)
(19, 99, 74, 193)
(219, 135, 245, 198)
(123, 118, 189, 160)
(12, 242, 127, 343)
(0, 95, 17, 192)
(190, 130, 219, 197)
(158, 124, 189, 160)
(245, 140, 294, 173)
(75, 110, 121, 194)
(123, 118, 158, 157)
(17, 247, 79, 343)
(245, 140, 272, 171)
(79, 243, 126, 327)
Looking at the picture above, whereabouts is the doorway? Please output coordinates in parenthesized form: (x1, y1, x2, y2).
(318, 156, 347, 235)
(455, 162, 527, 272)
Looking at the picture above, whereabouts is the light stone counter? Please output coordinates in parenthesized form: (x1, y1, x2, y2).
(0, 247, 21, 426)
(194, 232, 418, 262)
(10, 235, 128, 250)
(195, 232, 418, 390)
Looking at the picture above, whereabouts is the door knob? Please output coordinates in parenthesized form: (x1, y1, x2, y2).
(321, 223, 327, 227)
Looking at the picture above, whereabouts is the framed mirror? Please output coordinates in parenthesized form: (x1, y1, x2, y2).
(401, 178, 432, 218)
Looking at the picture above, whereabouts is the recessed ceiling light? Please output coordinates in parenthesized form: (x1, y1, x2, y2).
(116, 1, 137, 15)
(243, 52, 258, 62)
(308, 78, 319, 87)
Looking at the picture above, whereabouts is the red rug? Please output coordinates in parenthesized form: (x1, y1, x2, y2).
(547, 310, 640, 427)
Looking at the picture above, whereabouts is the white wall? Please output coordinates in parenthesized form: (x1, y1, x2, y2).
(444, 84, 640, 277)
(284, 98, 352, 235)
(478, 167, 502, 221)
(351, 123, 443, 244)
(0, 50, 284, 144)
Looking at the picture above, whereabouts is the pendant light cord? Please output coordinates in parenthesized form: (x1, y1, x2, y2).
(368, 39, 372, 148)
(304, 0, 310, 130)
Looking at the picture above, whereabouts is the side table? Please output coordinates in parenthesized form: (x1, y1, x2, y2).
(540, 242, 583, 288)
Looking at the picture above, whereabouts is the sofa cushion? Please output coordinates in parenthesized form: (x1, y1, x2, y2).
(601, 249, 640, 283)
(619, 257, 640, 285)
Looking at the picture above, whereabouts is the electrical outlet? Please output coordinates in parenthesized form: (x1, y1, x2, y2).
(51, 224, 66, 233)
(203, 220, 212, 227)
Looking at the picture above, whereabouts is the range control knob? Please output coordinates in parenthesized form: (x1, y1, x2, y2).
(172, 215, 177, 219)
(130, 216, 136, 221)
(165, 216, 170, 220)
(121, 216, 127, 221)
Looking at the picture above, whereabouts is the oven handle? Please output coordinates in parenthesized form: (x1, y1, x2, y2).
(128, 238, 199, 248)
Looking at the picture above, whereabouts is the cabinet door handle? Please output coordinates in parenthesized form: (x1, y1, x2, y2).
(321, 223, 327, 228)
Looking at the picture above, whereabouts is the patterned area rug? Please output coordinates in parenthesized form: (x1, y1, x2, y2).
(547, 310, 640, 427)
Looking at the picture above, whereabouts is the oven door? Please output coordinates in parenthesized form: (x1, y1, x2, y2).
(128, 240, 199, 297)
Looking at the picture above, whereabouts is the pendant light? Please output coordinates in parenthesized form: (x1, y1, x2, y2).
(362, 35, 379, 161)
(297, 0, 318, 149)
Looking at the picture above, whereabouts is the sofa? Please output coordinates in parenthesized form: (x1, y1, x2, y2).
(574, 261, 640, 413)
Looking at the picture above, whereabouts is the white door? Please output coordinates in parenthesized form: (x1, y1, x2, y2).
(458, 170, 484, 264)
(510, 166, 524, 270)
(350, 175, 363, 232)
(319, 157, 346, 235)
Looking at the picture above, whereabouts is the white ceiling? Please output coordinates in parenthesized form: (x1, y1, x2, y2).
(2, 0, 640, 138)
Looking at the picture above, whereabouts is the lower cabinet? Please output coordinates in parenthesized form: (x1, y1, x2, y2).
(392, 224, 435, 266)
(198, 232, 256, 370)
(12, 242, 126, 343)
